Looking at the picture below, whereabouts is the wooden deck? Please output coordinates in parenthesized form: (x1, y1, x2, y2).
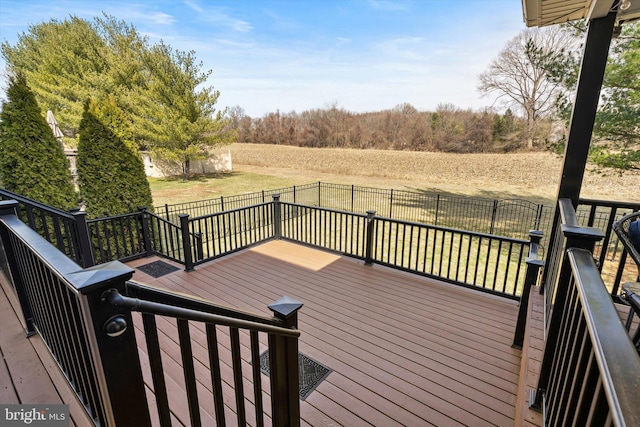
(126, 240, 523, 426)
(0, 270, 93, 426)
(3, 241, 638, 426)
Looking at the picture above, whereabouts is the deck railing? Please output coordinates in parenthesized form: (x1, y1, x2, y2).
(533, 198, 640, 425)
(276, 198, 533, 299)
(5, 184, 637, 292)
(176, 196, 537, 299)
(0, 199, 302, 427)
(0, 187, 94, 267)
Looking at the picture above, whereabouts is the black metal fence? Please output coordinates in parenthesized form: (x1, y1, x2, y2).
(0, 199, 302, 427)
(156, 182, 553, 240)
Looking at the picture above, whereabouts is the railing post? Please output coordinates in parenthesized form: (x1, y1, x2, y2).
(533, 200, 604, 409)
(490, 200, 498, 235)
(138, 207, 154, 257)
(71, 210, 95, 268)
(513, 230, 544, 348)
(268, 296, 303, 427)
(69, 262, 152, 426)
(365, 210, 376, 265)
(194, 232, 204, 261)
(0, 200, 36, 336)
(273, 194, 282, 239)
(179, 214, 194, 271)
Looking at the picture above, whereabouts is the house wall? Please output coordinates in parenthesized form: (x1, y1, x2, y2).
(64, 150, 233, 179)
(141, 151, 233, 177)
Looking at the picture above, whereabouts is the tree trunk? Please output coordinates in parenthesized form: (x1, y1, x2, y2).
(183, 158, 190, 181)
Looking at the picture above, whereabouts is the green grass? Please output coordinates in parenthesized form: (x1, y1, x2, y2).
(148, 172, 302, 207)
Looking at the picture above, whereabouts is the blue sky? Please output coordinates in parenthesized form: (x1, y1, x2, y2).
(0, 0, 526, 117)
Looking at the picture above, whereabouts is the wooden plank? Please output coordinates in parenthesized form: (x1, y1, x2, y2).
(0, 285, 62, 404)
(0, 347, 19, 404)
(0, 269, 94, 426)
(127, 241, 522, 426)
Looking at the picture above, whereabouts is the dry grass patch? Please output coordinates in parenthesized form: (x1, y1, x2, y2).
(230, 143, 639, 204)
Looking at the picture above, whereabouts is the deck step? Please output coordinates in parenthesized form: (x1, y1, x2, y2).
(514, 285, 544, 427)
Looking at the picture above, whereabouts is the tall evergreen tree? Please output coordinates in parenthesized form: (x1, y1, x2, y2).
(0, 73, 77, 209)
(77, 97, 153, 217)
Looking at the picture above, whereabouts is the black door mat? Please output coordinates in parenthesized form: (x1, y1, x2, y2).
(259, 350, 332, 400)
(136, 260, 180, 278)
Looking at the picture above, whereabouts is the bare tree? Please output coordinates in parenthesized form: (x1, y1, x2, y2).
(478, 26, 574, 149)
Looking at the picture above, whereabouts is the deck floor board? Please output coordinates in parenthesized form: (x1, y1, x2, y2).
(127, 240, 522, 426)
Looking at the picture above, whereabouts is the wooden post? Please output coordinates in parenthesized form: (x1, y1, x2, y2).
(365, 210, 376, 265)
(541, 8, 617, 293)
(138, 207, 154, 257)
(268, 296, 303, 427)
(179, 214, 194, 271)
(513, 230, 544, 348)
(71, 210, 95, 268)
(272, 194, 282, 239)
(70, 262, 152, 426)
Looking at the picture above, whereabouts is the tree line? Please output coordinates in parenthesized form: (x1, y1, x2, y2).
(230, 103, 549, 153)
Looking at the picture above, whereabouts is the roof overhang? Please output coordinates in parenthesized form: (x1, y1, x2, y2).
(522, 0, 640, 27)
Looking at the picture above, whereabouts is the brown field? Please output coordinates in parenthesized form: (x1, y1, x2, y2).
(229, 143, 639, 204)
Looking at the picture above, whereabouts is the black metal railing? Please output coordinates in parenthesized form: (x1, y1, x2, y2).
(535, 246, 640, 425)
(184, 202, 275, 269)
(369, 215, 530, 299)
(576, 199, 640, 297)
(0, 199, 302, 427)
(533, 198, 640, 425)
(109, 282, 302, 427)
(0, 200, 145, 425)
(87, 211, 147, 264)
(279, 202, 369, 259)
(0, 188, 94, 267)
(512, 230, 544, 348)
(275, 199, 533, 300)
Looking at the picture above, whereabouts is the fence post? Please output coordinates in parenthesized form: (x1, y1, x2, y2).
(513, 230, 544, 348)
(268, 296, 303, 427)
(490, 200, 498, 235)
(164, 204, 170, 221)
(138, 207, 154, 257)
(389, 189, 394, 219)
(70, 262, 152, 426)
(365, 210, 376, 265)
(0, 200, 36, 336)
(272, 194, 282, 239)
(179, 214, 194, 271)
(435, 194, 440, 226)
(71, 210, 95, 268)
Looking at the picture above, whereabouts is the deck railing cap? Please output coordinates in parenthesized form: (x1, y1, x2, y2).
(268, 295, 303, 320)
(66, 261, 135, 293)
